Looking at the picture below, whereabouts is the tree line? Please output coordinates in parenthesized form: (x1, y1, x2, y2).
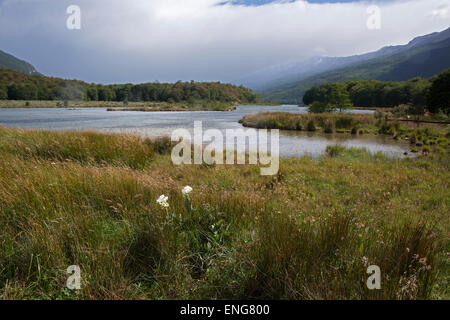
(303, 69, 450, 114)
(0, 69, 260, 104)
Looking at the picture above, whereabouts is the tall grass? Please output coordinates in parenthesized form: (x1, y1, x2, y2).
(0, 127, 448, 299)
(240, 112, 450, 156)
(240, 112, 377, 132)
(0, 127, 172, 169)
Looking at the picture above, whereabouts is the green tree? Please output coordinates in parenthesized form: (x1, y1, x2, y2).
(0, 84, 7, 99)
(426, 69, 450, 114)
(86, 87, 98, 101)
(308, 101, 332, 113)
(327, 83, 352, 112)
(98, 87, 114, 101)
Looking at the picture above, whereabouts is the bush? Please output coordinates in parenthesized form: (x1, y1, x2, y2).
(307, 120, 316, 132)
(392, 104, 413, 117)
(326, 145, 346, 157)
(335, 116, 357, 130)
(146, 136, 173, 155)
(323, 121, 334, 134)
(308, 101, 332, 114)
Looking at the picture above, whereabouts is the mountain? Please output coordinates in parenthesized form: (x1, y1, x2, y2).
(0, 50, 39, 75)
(245, 27, 450, 104)
(234, 46, 409, 92)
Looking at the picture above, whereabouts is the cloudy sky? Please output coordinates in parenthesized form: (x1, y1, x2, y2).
(0, 0, 448, 83)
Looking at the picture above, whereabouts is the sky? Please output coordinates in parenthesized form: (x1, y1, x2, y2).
(0, 0, 449, 84)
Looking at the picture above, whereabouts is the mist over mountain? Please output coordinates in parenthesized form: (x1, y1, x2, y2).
(237, 27, 450, 104)
(2, 25, 449, 106)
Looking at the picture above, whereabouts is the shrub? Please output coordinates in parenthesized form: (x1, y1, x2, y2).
(326, 145, 346, 157)
(309, 101, 331, 114)
(307, 120, 316, 132)
(323, 121, 334, 134)
(335, 116, 357, 130)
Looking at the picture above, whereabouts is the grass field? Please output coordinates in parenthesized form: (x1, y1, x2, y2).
(0, 126, 448, 300)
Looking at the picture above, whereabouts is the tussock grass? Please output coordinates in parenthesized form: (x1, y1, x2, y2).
(0, 127, 173, 169)
(0, 127, 448, 300)
(241, 112, 450, 157)
(240, 112, 377, 132)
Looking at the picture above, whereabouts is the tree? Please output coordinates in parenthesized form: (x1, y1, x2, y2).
(0, 69, 260, 104)
(327, 83, 352, 112)
(7, 83, 38, 100)
(426, 69, 450, 114)
(303, 86, 327, 105)
(0, 84, 7, 99)
(308, 101, 332, 113)
(86, 87, 98, 101)
(98, 87, 115, 101)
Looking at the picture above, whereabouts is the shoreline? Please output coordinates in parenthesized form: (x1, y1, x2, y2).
(106, 106, 237, 112)
(0, 100, 281, 111)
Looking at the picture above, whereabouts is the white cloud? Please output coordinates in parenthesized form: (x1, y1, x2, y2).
(0, 0, 449, 83)
(430, 2, 449, 18)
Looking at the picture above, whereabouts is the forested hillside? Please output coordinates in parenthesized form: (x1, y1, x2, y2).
(262, 36, 450, 104)
(0, 69, 260, 104)
(0, 50, 39, 75)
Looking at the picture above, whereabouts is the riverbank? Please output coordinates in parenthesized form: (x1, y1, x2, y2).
(0, 126, 448, 300)
(107, 106, 237, 112)
(240, 112, 450, 155)
(0, 100, 236, 111)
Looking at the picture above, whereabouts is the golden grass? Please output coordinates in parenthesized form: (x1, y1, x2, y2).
(0, 127, 448, 299)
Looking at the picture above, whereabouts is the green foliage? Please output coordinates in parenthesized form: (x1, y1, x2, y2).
(304, 77, 433, 109)
(308, 101, 332, 113)
(262, 37, 450, 104)
(427, 69, 450, 114)
(325, 145, 385, 160)
(241, 113, 376, 134)
(328, 82, 352, 111)
(0, 84, 7, 99)
(0, 50, 38, 75)
(0, 69, 260, 104)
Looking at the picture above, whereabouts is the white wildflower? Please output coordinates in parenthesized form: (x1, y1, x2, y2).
(156, 195, 169, 209)
(362, 256, 369, 266)
(182, 186, 193, 197)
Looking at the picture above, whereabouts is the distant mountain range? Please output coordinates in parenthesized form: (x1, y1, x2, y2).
(2, 27, 450, 104)
(235, 27, 450, 104)
(0, 50, 39, 75)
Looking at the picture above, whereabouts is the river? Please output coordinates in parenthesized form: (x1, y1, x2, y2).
(0, 105, 411, 158)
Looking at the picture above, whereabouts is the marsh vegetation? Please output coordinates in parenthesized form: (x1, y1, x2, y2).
(0, 126, 448, 299)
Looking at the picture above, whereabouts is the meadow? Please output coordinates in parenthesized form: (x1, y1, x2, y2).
(0, 126, 448, 300)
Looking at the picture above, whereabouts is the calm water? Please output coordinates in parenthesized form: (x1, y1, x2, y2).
(0, 105, 411, 158)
